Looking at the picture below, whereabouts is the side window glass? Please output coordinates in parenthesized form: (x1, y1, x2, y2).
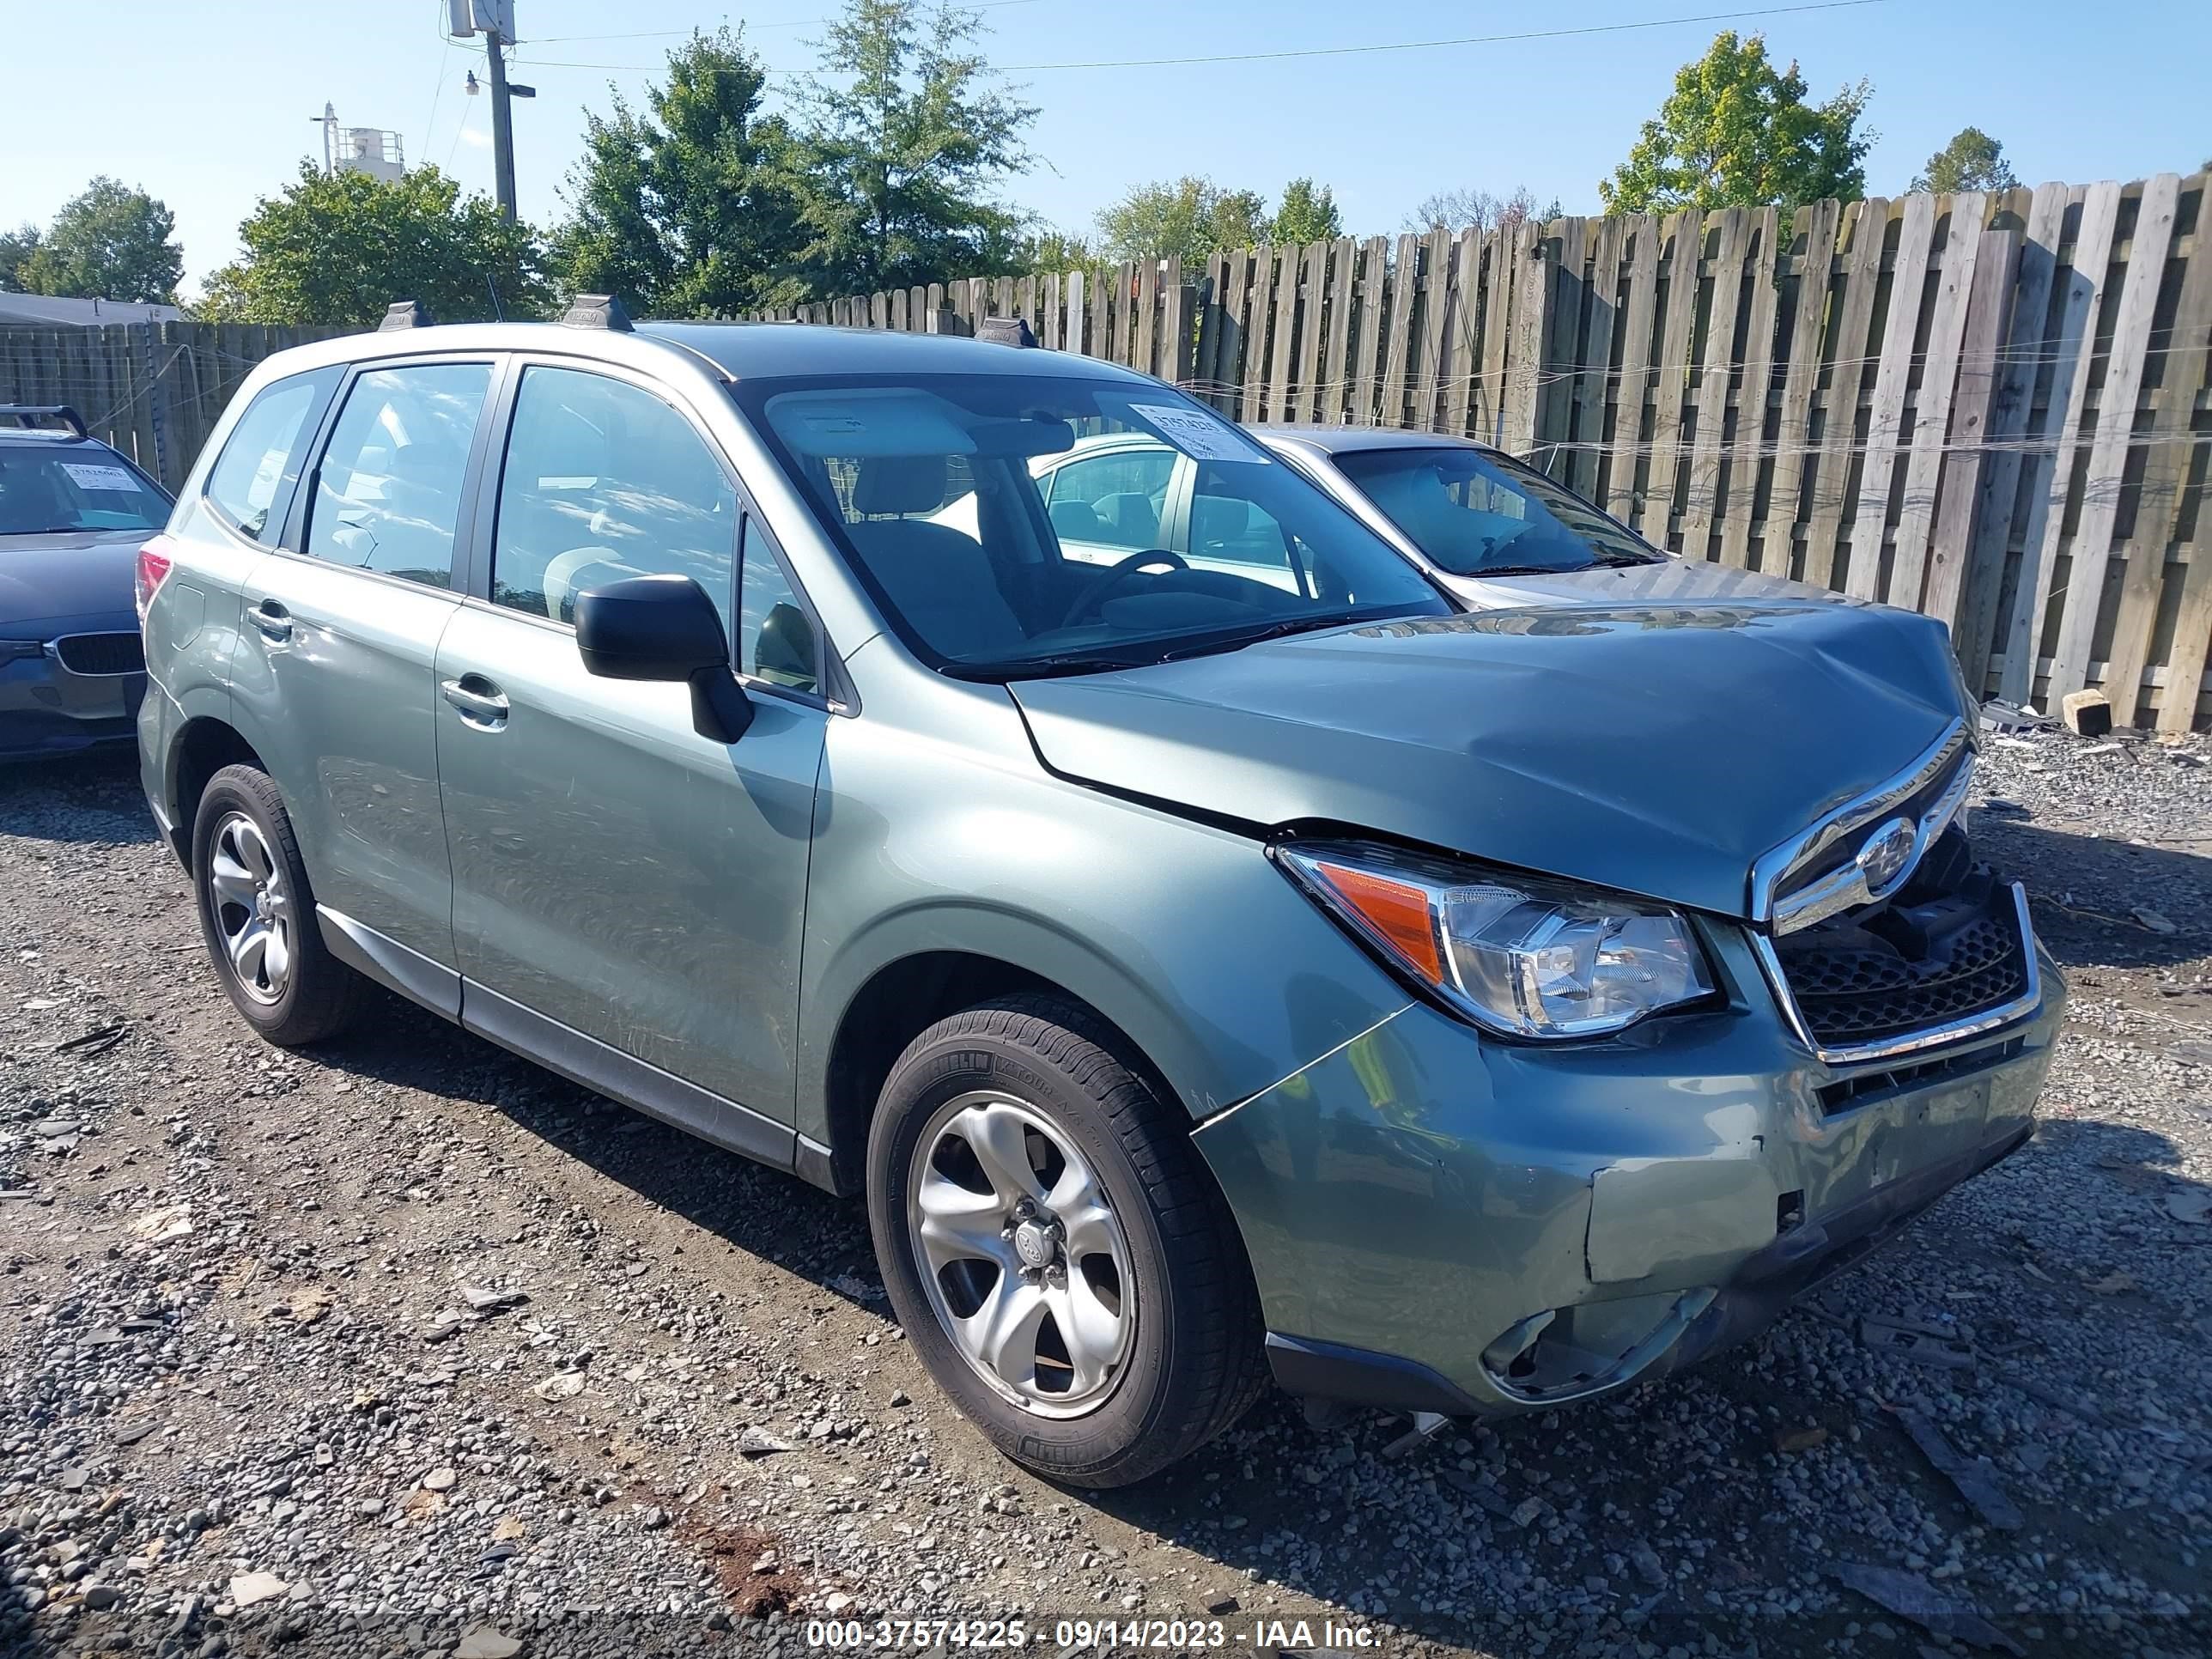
(491, 366, 737, 627)
(305, 363, 489, 586)
(1188, 460, 1295, 576)
(1045, 447, 1174, 553)
(204, 368, 337, 542)
(738, 519, 819, 696)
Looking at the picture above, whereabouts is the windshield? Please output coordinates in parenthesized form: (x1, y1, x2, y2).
(732, 373, 1449, 677)
(0, 444, 169, 537)
(1330, 445, 1662, 577)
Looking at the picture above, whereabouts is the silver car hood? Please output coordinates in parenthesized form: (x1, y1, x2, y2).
(1445, 556, 1841, 611)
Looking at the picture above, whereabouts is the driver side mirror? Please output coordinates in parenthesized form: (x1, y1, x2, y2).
(574, 574, 753, 744)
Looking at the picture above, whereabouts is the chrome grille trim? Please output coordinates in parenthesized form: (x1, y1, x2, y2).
(1753, 881, 2043, 1066)
(46, 631, 147, 677)
(1749, 719, 1972, 933)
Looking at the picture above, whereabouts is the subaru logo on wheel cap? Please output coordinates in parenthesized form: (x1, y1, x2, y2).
(1856, 816, 1918, 898)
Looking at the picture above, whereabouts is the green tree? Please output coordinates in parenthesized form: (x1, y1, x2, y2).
(17, 178, 181, 302)
(1406, 185, 1560, 234)
(197, 164, 545, 326)
(786, 0, 1037, 295)
(1095, 176, 1267, 264)
(554, 28, 805, 315)
(1910, 126, 2019, 194)
(1023, 227, 1097, 273)
(1600, 32, 1873, 214)
(0, 224, 40, 291)
(1271, 178, 1342, 244)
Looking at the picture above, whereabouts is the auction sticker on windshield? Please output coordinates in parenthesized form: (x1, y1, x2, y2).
(60, 463, 146, 492)
(1127, 404, 1271, 465)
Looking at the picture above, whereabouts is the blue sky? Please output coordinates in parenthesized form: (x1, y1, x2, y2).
(8, 0, 2208, 297)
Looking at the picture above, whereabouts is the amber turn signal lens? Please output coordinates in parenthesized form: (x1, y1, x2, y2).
(1310, 860, 1444, 983)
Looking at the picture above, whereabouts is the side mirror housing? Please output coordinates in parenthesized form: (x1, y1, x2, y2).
(574, 574, 752, 743)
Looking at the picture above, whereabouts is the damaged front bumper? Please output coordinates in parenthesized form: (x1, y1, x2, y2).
(1192, 920, 2065, 1417)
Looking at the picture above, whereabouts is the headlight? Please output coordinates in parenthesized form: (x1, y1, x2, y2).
(1275, 841, 1716, 1039)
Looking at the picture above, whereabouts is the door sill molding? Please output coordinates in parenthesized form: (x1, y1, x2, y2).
(313, 905, 803, 1182)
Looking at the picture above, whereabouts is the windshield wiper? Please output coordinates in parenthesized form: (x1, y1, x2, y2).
(945, 653, 1143, 681)
(1154, 614, 1363, 662)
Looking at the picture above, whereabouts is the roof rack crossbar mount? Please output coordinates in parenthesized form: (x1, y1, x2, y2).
(0, 404, 88, 438)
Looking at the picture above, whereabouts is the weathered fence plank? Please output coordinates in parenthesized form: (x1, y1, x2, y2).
(2116, 172, 2212, 727)
(9, 174, 2209, 726)
(1844, 192, 1937, 599)
(1921, 217, 2021, 641)
(2002, 181, 2123, 707)
(1886, 194, 1989, 612)
(1606, 216, 1662, 523)
(1638, 209, 1702, 546)
(1681, 206, 1753, 556)
(1716, 206, 1782, 570)
(2047, 173, 2181, 704)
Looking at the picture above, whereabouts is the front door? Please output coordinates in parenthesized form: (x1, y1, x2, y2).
(230, 357, 497, 974)
(1041, 441, 1181, 567)
(434, 362, 826, 1126)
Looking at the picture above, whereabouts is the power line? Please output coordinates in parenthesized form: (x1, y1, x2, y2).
(514, 0, 1888, 75)
(524, 0, 1052, 43)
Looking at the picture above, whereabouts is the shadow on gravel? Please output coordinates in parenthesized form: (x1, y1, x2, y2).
(0, 749, 156, 846)
(1977, 817, 2212, 970)
(270, 978, 2212, 1658)
(315, 994, 875, 1283)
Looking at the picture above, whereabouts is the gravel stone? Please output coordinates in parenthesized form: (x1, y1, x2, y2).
(2, 735, 2207, 1658)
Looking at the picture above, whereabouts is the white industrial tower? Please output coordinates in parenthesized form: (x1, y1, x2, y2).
(318, 104, 405, 182)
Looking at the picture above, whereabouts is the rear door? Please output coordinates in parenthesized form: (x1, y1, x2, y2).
(434, 359, 828, 1138)
(230, 356, 501, 984)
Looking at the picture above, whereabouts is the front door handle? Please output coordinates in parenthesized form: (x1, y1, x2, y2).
(441, 674, 510, 728)
(248, 600, 293, 642)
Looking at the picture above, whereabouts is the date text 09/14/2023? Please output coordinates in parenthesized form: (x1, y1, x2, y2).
(801, 1618, 1385, 1650)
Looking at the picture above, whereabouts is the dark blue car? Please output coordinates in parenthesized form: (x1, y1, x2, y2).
(0, 405, 172, 761)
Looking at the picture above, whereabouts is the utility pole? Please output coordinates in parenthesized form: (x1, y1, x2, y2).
(451, 1, 529, 218)
(484, 26, 517, 219)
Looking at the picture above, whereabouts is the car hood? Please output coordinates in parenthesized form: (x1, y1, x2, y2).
(1451, 556, 1836, 610)
(1008, 599, 1968, 919)
(0, 529, 147, 635)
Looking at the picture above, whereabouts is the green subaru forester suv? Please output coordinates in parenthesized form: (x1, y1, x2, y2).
(137, 303, 2061, 1486)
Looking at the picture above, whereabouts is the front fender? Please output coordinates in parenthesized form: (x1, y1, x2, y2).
(794, 687, 1413, 1149)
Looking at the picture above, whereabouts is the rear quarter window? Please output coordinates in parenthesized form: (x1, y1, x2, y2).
(204, 367, 341, 542)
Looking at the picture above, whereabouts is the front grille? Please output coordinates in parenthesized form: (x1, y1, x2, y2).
(1768, 863, 2033, 1055)
(52, 632, 145, 676)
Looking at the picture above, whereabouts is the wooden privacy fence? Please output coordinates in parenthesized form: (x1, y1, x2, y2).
(754, 173, 2212, 732)
(0, 323, 348, 495)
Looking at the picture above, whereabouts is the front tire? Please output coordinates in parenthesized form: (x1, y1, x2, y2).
(866, 994, 1267, 1487)
(191, 763, 367, 1046)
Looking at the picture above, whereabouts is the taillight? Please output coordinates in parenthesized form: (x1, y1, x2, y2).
(136, 537, 175, 629)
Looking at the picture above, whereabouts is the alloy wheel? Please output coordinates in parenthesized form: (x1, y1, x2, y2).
(906, 1091, 1134, 1418)
(205, 811, 294, 1006)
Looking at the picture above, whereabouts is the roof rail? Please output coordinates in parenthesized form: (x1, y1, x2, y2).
(562, 294, 634, 332)
(0, 404, 88, 438)
(378, 300, 434, 331)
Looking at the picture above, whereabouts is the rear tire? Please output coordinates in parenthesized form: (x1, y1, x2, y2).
(866, 994, 1267, 1487)
(191, 763, 368, 1047)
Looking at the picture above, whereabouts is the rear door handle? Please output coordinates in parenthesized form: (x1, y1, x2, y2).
(440, 674, 510, 728)
(248, 600, 293, 642)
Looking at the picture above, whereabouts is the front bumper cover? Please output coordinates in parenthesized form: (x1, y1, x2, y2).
(1193, 923, 2064, 1417)
(2, 641, 144, 762)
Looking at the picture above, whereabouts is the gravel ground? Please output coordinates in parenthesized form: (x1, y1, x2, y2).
(2, 728, 2209, 1659)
